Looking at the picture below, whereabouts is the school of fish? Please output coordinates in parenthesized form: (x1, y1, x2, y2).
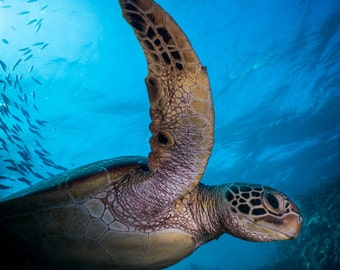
(0, 0, 67, 195)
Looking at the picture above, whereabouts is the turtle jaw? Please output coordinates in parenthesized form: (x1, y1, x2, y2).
(272, 213, 303, 240)
(244, 212, 303, 241)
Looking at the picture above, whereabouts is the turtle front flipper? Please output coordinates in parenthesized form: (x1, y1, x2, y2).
(119, 0, 214, 195)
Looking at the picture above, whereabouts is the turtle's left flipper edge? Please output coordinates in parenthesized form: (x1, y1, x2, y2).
(119, 0, 214, 191)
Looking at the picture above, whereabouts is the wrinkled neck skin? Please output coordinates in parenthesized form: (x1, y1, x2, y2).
(130, 180, 230, 246)
(185, 184, 231, 246)
(111, 171, 231, 245)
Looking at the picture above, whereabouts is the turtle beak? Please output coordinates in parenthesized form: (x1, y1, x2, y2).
(258, 212, 303, 241)
(278, 213, 303, 239)
(244, 211, 302, 241)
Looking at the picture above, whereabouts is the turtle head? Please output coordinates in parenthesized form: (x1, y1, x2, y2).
(219, 183, 302, 242)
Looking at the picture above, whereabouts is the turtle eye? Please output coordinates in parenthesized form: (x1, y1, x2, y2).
(266, 193, 279, 209)
(263, 191, 283, 213)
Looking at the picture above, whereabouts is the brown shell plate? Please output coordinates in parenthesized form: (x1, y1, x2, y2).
(0, 156, 196, 269)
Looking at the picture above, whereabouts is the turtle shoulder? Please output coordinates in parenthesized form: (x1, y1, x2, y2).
(0, 156, 147, 215)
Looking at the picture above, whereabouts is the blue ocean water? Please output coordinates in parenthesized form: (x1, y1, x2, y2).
(0, 0, 339, 269)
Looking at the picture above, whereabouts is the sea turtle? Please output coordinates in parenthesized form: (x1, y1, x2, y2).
(0, 0, 302, 269)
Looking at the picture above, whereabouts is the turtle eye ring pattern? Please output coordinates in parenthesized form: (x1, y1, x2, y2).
(262, 191, 284, 215)
(224, 184, 293, 218)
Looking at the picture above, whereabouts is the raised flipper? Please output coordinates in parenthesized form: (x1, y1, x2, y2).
(119, 0, 214, 195)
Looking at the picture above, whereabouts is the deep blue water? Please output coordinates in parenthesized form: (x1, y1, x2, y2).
(0, 0, 339, 269)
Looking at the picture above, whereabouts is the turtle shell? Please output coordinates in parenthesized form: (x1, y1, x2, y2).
(0, 156, 195, 269)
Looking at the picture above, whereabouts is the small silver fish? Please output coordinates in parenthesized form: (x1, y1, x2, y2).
(24, 93, 28, 104)
(17, 177, 31, 186)
(18, 47, 30, 51)
(31, 77, 42, 85)
(5, 73, 12, 86)
(42, 159, 55, 167)
(23, 49, 32, 56)
(34, 149, 46, 157)
(6, 166, 19, 172)
(35, 23, 42, 32)
(13, 123, 23, 132)
(21, 107, 30, 118)
(54, 165, 68, 171)
(17, 164, 29, 174)
(0, 137, 8, 146)
(12, 134, 23, 142)
(12, 115, 24, 123)
(32, 172, 45, 179)
(40, 147, 51, 156)
(12, 58, 22, 71)
(24, 54, 33, 62)
(29, 127, 43, 138)
(17, 11, 30, 15)
(36, 18, 43, 25)
(12, 124, 22, 134)
(40, 43, 49, 50)
(14, 75, 21, 89)
(36, 119, 48, 126)
(0, 184, 11, 190)
(27, 19, 38, 25)
(32, 41, 44, 46)
(0, 59, 7, 71)
(3, 159, 16, 166)
(1, 93, 10, 104)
